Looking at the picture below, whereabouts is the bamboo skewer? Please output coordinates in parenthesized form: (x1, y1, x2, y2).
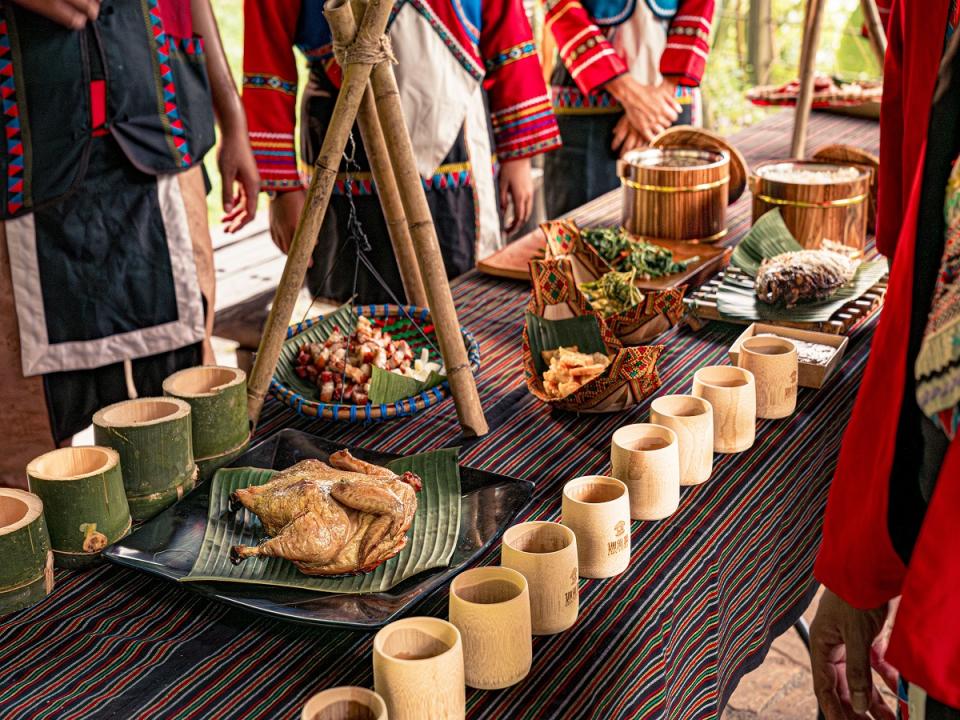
(860, 0, 887, 66)
(791, 0, 827, 158)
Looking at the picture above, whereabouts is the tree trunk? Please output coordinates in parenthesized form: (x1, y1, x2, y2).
(748, 0, 773, 85)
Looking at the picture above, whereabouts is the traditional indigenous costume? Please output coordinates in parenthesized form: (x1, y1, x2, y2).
(816, 0, 960, 714)
(0, 1, 217, 489)
(542, 0, 715, 217)
(242, 0, 561, 304)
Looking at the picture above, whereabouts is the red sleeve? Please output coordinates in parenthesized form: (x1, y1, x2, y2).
(660, 0, 715, 86)
(544, 0, 628, 93)
(481, 0, 561, 160)
(242, 0, 303, 192)
(875, 0, 903, 257)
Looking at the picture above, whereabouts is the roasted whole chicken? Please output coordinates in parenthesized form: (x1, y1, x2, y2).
(229, 450, 422, 575)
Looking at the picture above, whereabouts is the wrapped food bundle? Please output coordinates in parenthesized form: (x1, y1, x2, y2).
(755, 248, 859, 307)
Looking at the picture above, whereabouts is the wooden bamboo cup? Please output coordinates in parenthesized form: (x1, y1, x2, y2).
(26, 447, 131, 569)
(610, 424, 680, 520)
(501, 522, 579, 635)
(0, 489, 54, 616)
(448, 566, 532, 689)
(736, 337, 799, 420)
(692, 366, 757, 454)
(93, 398, 196, 521)
(650, 395, 714, 486)
(163, 366, 250, 481)
(561, 476, 631, 579)
(372, 617, 465, 720)
(301, 686, 388, 720)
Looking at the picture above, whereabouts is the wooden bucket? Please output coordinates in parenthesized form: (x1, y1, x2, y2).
(749, 160, 871, 250)
(617, 148, 730, 243)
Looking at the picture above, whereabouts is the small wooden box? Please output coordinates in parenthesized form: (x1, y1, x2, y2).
(728, 323, 849, 389)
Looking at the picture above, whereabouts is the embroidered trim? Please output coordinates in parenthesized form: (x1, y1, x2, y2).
(667, 25, 710, 42)
(243, 73, 297, 96)
(552, 84, 696, 114)
(307, 161, 474, 195)
(0, 18, 24, 214)
(146, 0, 192, 167)
(485, 41, 537, 72)
(178, 37, 204, 55)
(405, 0, 485, 81)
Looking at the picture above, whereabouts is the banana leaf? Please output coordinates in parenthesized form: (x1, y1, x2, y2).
(524, 312, 608, 376)
(181, 449, 462, 593)
(730, 210, 803, 277)
(274, 304, 446, 406)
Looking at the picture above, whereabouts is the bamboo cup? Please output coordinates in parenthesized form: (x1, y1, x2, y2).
(372, 617, 464, 720)
(692, 366, 757, 453)
(736, 337, 799, 419)
(301, 686, 388, 720)
(650, 395, 714, 486)
(501, 522, 579, 635)
(610, 424, 680, 520)
(448, 566, 532, 689)
(561, 476, 631, 579)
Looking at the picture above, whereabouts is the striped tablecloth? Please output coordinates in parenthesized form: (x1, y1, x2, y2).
(0, 111, 880, 720)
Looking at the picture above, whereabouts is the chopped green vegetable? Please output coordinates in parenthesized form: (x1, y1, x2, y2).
(579, 269, 645, 316)
(581, 227, 698, 279)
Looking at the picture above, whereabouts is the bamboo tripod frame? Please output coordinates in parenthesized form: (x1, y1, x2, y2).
(246, 0, 488, 437)
(790, 0, 887, 158)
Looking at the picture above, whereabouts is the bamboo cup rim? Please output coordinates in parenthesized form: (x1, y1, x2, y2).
(693, 366, 755, 389)
(650, 394, 712, 419)
(0, 488, 42, 534)
(373, 616, 461, 664)
(740, 336, 797, 357)
(26, 446, 119, 482)
(611, 424, 678, 454)
(502, 522, 575, 556)
(450, 566, 527, 605)
(163, 365, 246, 397)
(562, 475, 628, 506)
(94, 397, 190, 427)
(301, 686, 387, 720)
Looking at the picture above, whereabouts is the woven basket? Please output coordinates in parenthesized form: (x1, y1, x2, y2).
(270, 304, 480, 421)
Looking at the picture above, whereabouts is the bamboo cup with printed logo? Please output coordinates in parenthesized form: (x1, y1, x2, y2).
(448, 566, 532, 690)
(372, 617, 464, 720)
(736, 336, 799, 420)
(301, 686, 388, 720)
(501, 522, 579, 635)
(692, 366, 757, 453)
(650, 395, 714, 486)
(610, 424, 681, 520)
(561, 476, 631, 579)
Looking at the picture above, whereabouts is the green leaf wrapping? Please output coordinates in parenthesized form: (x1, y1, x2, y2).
(182, 449, 462, 593)
(367, 367, 446, 406)
(524, 312, 608, 376)
(730, 210, 804, 277)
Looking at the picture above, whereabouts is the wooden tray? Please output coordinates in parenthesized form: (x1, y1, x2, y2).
(728, 323, 849, 389)
(684, 266, 888, 335)
(478, 228, 732, 291)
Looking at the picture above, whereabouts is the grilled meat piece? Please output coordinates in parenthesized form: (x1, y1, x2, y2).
(229, 451, 421, 575)
(754, 249, 859, 307)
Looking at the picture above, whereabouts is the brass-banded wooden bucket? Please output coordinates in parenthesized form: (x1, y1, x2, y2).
(749, 160, 871, 251)
(617, 148, 730, 243)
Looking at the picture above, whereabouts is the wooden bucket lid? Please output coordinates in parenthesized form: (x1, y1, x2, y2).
(812, 144, 879, 232)
(651, 126, 749, 204)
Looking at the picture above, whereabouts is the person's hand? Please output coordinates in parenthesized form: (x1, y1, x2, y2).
(498, 157, 534, 234)
(810, 589, 896, 719)
(611, 115, 646, 156)
(604, 74, 681, 144)
(11, 0, 98, 29)
(218, 128, 260, 233)
(269, 189, 306, 255)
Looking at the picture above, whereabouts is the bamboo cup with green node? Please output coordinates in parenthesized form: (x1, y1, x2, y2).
(561, 475, 631, 579)
(650, 395, 714, 486)
(301, 686, 388, 720)
(448, 566, 533, 689)
(501, 521, 579, 635)
(736, 336, 799, 419)
(372, 617, 464, 720)
(0, 488, 54, 616)
(610, 424, 681, 520)
(692, 366, 757, 453)
(26, 447, 131, 569)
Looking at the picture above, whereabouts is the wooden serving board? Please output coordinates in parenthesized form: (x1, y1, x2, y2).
(684, 266, 888, 335)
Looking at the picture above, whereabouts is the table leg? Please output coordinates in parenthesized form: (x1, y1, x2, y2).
(791, 0, 827, 158)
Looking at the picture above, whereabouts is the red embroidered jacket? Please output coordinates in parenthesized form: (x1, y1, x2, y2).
(243, 0, 561, 192)
(545, 0, 715, 93)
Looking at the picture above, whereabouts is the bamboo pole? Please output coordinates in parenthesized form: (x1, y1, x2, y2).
(860, 0, 887, 66)
(341, 1, 489, 436)
(327, 1, 427, 308)
(246, 0, 394, 426)
(790, 0, 827, 158)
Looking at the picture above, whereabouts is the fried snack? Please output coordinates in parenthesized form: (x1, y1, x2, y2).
(541, 347, 611, 399)
(754, 248, 859, 307)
